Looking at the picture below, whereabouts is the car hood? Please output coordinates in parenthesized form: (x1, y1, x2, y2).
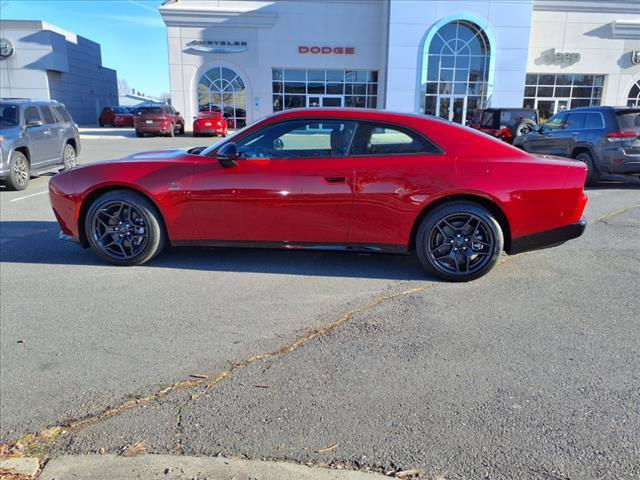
(123, 149, 192, 160)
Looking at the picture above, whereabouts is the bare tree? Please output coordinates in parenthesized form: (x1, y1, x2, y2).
(118, 78, 130, 96)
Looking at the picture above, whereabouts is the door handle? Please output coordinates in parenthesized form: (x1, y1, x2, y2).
(571, 132, 579, 135)
(43, 129, 51, 135)
(325, 176, 346, 183)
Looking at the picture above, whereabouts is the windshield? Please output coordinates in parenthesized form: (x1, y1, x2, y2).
(112, 107, 130, 114)
(137, 107, 163, 115)
(617, 111, 640, 132)
(0, 104, 19, 127)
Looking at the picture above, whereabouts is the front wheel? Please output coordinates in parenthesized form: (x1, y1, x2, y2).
(416, 202, 503, 282)
(5, 151, 30, 191)
(62, 143, 77, 170)
(179, 123, 185, 135)
(85, 190, 166, 266)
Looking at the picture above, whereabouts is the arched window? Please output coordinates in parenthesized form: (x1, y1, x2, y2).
(421, 20, 491, 123)
(627, 80, 640, 107)
(198, 66, 247, 128)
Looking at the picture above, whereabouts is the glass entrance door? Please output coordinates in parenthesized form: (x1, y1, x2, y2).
(307, 95, 343, 108)
(535, 98, 571, 123)
(436, 95, 467, 123)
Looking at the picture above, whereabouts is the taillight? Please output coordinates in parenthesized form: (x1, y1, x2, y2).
(607, 131, 637, 142)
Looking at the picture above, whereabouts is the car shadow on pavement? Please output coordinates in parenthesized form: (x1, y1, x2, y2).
(0, 221, 429, 281)
(78, 128, 137, 138)
(587, 175, 640, 190)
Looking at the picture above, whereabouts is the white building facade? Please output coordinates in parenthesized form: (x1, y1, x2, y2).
(159, 0, 640, 130)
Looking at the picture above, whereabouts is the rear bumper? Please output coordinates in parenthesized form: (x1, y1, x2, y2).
(135, 125, 170, 134)
(509, 219, 586, 255)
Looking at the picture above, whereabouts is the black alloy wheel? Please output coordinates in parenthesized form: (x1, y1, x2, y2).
(85, 190, 166, 266)
(417, 202, 503, 281)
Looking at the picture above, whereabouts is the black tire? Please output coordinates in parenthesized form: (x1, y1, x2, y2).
(62, 143, 77, 170)
(99, 122, 105, 127)
(5, 151, 30, 191)
(135, 131, 144, 138)
(179, 123, 185, 135)
(416, 202, 503, 282)
(575, 151, 600, 186)
(84, 190, 166, 266)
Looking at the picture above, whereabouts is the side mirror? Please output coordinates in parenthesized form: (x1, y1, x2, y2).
(27, 120, 43, 128)
(216, 142, 239, 168)
(176, 111, 181, 115)
(274, 138, 284, 150)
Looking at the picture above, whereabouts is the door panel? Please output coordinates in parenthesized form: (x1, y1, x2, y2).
(190, 119, 356, 243)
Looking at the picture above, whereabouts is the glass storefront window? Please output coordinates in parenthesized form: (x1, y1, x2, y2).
(272, 69, 378, 112)
(198, 66, 247, 128)
(523, 74, 606, 122)
(421, 20, 491, 123)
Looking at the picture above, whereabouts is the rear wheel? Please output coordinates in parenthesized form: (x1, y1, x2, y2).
(512, 119, 535, 139)
(5, 151, 30, 191)
(135, 130, 144, 138)
(62, 143, 77, 170)
(416, 202, 503, 282)
(575, 151, 600, 186)
(85, 190, 166, 266)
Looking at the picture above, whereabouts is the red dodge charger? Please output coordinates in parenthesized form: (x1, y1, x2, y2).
(49, 108, 587, 281)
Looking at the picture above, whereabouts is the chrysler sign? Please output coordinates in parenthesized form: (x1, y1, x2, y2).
(185, 40, 248, 54)
(298, 46, 355, 55)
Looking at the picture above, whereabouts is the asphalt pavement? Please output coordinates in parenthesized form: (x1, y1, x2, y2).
(1, 129, 639, 479)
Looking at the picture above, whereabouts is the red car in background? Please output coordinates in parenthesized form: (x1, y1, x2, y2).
(193, 111, 228, 137)
(470, 108, 538, 144)
(49, 108, 587, 282)
(99, 106, 134, 127)
(134, 105, 185, 137)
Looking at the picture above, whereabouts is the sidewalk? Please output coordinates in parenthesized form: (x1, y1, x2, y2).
(34, 455, 389, 480)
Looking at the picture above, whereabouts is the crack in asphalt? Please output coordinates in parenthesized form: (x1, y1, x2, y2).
(4, 203, 636, 462)
(2, 283, 439, 459)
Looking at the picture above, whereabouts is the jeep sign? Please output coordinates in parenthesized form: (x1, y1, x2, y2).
(542, 48, 581, 65)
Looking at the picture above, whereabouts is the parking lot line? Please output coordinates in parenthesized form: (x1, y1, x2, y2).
(9, 190, 49, 202)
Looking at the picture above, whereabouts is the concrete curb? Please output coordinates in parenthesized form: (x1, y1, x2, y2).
(0, 457, 40, 477)
(39, 454, 388, 480)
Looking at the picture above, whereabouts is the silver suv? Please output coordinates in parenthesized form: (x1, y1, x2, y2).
(0, 99, 81, 190)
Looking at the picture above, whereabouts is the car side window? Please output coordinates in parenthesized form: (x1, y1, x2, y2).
(24, 106, 42, 124)
(350, 122, 441, 155)
(564, 112, 585, 130)
(52, 105, 73, 123)
(584, 113, 604, 129)
(39, 106, 57, 124)
(235, 120, 357, 159)
(542, 113, 567, 130)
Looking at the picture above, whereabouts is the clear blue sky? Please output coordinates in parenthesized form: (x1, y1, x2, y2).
(2, 0, 169, 97)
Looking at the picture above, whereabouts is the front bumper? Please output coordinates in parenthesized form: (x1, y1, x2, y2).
(509, 219, 587, 255)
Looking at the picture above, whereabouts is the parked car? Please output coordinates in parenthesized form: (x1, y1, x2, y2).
(469, 108, 538, 143)
(513, 106, 640, 185)
(1, 99, 80, 190)
(98, 106, 134, 127)
(193, 111, 228, 137)
(134, 105, 184, 137)
(49, 108, 588, 281)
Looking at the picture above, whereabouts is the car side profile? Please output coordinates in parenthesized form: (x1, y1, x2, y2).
(513, 106, 640, 185)
(1, 99, 80, 190)
(49, 108, 587, 281)
(99, 106, 134, 127)
(134, 105, 185, 137)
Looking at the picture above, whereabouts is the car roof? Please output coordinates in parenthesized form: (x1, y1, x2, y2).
(565, 106, 640, 114)
(267, 107, 447, 124)
(0, 98, 63, 106)
(479, 108, 537, 112)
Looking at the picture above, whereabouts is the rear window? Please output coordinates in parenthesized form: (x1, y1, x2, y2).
(52, 105, 73, 123)
(499, 110, 537, 126)
(616, 111, 640, 131)
(137, 107, 163, 115)
(39, 105, 57, 124)
(112, 107, 129, 114)
(0, 104, 19, 127)
(480, 111, 497, 128)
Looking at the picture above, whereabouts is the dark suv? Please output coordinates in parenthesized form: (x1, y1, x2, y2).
(513, 106, 640, 185)
(134, 105, 185, 137)
(1, 99, 80, 190)
(469, 108, 538, 144)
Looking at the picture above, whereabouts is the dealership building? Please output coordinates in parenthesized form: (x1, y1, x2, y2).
(0, 20, 118, 125)
(159, 0, 640, 130)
